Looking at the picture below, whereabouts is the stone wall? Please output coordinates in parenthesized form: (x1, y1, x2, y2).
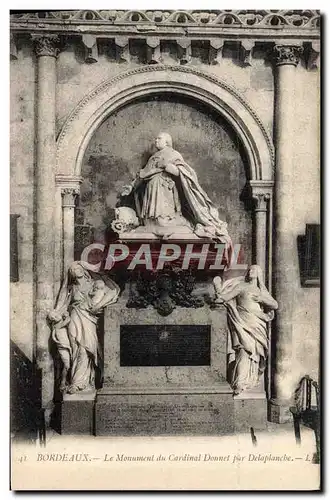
(290, 65, 320, 389)
(10, 41, 36, 360)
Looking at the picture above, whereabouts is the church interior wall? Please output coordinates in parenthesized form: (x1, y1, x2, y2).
(10, 41, 36, 360)
(9, 32, 320, 391)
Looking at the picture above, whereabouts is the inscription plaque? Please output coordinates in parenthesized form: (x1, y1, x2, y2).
(95, 393, 235, 436)
(120, 325, 211, 366)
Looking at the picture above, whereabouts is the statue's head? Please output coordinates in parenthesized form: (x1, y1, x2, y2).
(245, 264, 263, 284)
(155, 132, 172, 150)
(68, 261, 94, 282)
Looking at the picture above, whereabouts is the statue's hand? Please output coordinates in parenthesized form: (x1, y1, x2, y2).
(120, 184, 133, 197)
(165, 163, 180, 176)
(48, 310, 62, 323)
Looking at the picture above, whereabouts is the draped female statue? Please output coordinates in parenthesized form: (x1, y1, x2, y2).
(48, 261, 120, 394)
(213, 265, 278, 394)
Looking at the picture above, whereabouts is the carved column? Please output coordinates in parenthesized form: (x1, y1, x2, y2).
(250, 181, 274, 284)
(62, 188, 79, 272)
(270, 44, 303, 422)
(33, 35, 59, 410)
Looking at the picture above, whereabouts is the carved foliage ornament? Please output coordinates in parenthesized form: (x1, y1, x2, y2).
(32, 35, 60, 57)
(273, 45, 303, 67)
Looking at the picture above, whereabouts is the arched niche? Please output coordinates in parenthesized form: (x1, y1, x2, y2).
(56, 65, 274, 180)
(55, 66, 274, 284)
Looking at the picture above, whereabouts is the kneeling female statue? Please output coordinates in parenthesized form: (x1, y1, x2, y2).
(48, 261, 120, 394)
(213, 265, 278, 395)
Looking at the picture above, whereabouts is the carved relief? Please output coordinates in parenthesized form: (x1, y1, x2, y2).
(273, 45, 303, 67)
(61, 187, 79, 208)
(48, 261, 120, 394)
(32, 34, 60, 57)
(213, 265, 278, 395)
(252, 193, 270, 212)
(127, 270, 204, 316)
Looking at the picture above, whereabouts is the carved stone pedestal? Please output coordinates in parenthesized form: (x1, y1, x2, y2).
(234, 392, 268, 432)
(95, 386, 234, 436)
(56, 391, 96, 435)
(94, 298, 236, 435)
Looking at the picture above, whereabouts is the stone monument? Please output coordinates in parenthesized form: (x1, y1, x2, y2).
(50, 133, 274, 435)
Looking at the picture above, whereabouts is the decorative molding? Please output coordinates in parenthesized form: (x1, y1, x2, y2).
(32, 34, 60, 58)
(81, 34, 98, 63)
(115, 36, 130, 63)
(55, 174, 83, 186)
(240, 40, 254, 66)
(146, 37, 161, 64)
(208, 39, 223, 65)
(10, 10, 320, 30)
(127, 270, 204, 316)
(56, 65, 275, 172)
(176, 38, 191, 65)
(252, 193, 271, 212)
(272, 44, 303, 67)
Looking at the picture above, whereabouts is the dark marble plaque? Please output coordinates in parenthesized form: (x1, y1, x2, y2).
(120, 325, 210, 367)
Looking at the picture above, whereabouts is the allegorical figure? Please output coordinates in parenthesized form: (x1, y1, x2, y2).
(116, 132, 231, 246)
(48, 261, 120, 394)
(213, 265, 278, 395)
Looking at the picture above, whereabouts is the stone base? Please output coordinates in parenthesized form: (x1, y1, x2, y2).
(234, 392, 267, 432)
(95, 385, 234, 436)
(57, 391, 96, 434)
(268, 398, 293, 424)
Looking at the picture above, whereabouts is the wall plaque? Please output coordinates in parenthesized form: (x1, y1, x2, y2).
(120, 325, 211, 367)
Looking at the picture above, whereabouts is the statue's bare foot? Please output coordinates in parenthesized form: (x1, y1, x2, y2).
(66, 384, 79, 394)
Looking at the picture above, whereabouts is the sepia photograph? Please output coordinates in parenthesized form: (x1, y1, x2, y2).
(9, 5, 321, 491)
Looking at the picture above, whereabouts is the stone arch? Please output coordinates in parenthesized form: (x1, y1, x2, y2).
(56, 65, 274, 181)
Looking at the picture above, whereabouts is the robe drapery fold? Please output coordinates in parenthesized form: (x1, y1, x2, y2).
(219, 274, 275, 393)
(133, 146, 232, 248)
(51, 261, 120, 392)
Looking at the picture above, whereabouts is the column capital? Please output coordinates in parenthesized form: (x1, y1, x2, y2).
(272, 44, 303, 67)
(249, 180, 274, 211)
(32, 34, 60, 58)
(61, 187, 79, 207)
(252, 193, 270, 212)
